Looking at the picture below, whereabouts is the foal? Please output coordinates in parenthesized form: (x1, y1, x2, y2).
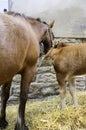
(44, 42, 86, 108)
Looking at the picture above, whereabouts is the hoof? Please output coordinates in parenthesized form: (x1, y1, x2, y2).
(0, 117, 8, 129)
(15, 124, 29, 130)
(24, 125, 29, 130)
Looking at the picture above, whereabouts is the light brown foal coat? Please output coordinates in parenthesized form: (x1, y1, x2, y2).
(44, 43, 86, 108)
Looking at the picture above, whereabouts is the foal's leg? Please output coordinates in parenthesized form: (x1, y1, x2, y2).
(0, 80, 12, 129)
(15, 66, 36, 130)
(68, 77, 78, 106)
(56, 73, 67, 108)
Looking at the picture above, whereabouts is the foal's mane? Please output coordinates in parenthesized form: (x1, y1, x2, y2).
(54, 42, 74, 49)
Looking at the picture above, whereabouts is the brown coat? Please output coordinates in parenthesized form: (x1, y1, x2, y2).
(0, 12, 54, 130)
(44, 43, 86, 108)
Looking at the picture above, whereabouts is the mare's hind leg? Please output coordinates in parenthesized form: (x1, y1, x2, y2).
(68, 77, 78, 106)
(0, 80, 12, 129)
(15, 66, 36, 130)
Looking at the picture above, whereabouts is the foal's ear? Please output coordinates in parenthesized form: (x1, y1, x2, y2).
(49, 20, 55, 28)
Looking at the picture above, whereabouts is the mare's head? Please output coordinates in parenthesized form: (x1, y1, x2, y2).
(40, 20, 54, 54)
(6, 11, 54, 54)
(27, 17, 54, 54)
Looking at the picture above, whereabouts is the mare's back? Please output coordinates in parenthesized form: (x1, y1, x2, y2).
(0, 14, 36, 84)
(0, 13, 31, 44)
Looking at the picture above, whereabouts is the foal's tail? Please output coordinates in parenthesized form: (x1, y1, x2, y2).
(43, 48, 53, 60)
(42, 48, 53, 65)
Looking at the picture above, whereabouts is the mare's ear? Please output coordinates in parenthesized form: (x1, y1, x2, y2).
(49, 20, 55, 28)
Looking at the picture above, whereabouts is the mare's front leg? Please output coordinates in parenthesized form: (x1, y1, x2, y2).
(0, 80, 12, 129)
(15, 65, 36, 130)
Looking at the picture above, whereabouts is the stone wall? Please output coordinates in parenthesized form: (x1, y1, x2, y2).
(0, 38, 86, 103)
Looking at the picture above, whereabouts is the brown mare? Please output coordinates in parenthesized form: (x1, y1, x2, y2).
(0, 12, 54, 130)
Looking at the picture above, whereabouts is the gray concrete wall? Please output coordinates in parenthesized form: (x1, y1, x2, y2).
(10, 0, 86, 38)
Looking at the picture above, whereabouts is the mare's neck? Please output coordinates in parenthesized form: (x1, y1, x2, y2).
(28, 19, 45, 43)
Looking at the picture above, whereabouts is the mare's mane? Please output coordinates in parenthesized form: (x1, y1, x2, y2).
(6, 11, 48, 26)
